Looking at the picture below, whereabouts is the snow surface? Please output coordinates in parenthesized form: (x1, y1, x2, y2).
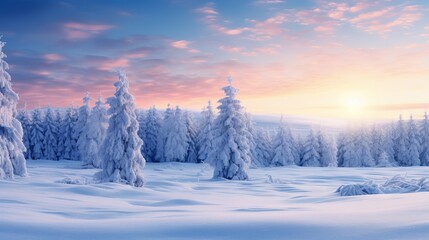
(2, 160, 429, 240)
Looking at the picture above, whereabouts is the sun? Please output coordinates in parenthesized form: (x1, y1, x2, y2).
(344, 93, 366, 115)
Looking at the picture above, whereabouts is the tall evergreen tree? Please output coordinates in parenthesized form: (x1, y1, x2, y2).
(155, 105, 174, 162)
(0, 37, 27, 178)
(354, 129, 375, 167)
(339, 131, 358, 167)
(164, 106, 188, 162)
(184, 111, 198, 163)
(318, 130, 337, 167)
(17, 107, 32, 160)
(30, 108, 45, 160)
(141, 107, 161, 162)
(271, 119, 296, 166)
(54, 110, 64, 160)
(59, 107, 78, 160)
(207, 77, 251, 180)
(369, 125, 384, 164)
(75, 92, 91, 161)
(196, 101, 215, 163)
(394, 115, 408, 166)
(43, 107, 59, 160)
(98, 71, 145, 187)
(82, 96, 108, 168)
(406, 115, 420, 166)
(251, 129, 272, 168)
(300, 129, 320, 167)
(420, 112, 429, 166)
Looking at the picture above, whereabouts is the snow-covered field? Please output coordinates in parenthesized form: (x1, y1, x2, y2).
(2, 160, 429, 240)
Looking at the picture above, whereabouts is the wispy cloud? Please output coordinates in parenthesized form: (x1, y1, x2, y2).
(63, 22, 114, 40)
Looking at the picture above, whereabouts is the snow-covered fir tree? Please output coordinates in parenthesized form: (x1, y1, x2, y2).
(0, 37, 27, 178)
(406, 115, 420, 166)
(141, 106, 161, 162)
(419, 112, 429, 166)
(43, 107, 59, 160)
(369, 125, 384, 163)
(55, 110, 64, 159)
(271, 119, 297, 166)
(75, 92, 91, 161)
(251, 129, 272, 168)
(318, 130, 337, 167)
(82, 96, 108, 168)
(376, 151, 394, 167)
(155, 105, 174, 162)
(59, 107, 78, 160)
(382, 124, 396, 165)
(196, 101, 215, 163)
(336, 132, 346, 167)
(354, 129, 375, 167)
(338, 131, 358, 167)
(17, 107, 32, 160)
(244, 112, 257, 164)
(300, 129, 321, 167)
(98, 71, 145, 187)
(207, 77, 252, 180)
(164, 106, 189, 162)
(394, 115, 408, 166)
(137, 109, 146, 154)
(30, 108, 45, 160)
(184, 111, 198, 163)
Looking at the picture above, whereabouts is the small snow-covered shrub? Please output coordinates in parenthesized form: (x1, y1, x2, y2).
(337, 175, 429, 196)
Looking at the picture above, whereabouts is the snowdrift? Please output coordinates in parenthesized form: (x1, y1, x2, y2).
(337, 175, 429, 196)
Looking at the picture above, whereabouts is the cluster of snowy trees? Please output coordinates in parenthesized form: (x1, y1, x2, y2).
(338, 114, 429, 168)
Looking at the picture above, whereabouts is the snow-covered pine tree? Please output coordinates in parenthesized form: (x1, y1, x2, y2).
(54, 110, 63, 159)
(142, 106, 161, 162)
(336, 132, 346, 167)
(75, 92, 91, 161)
(406, 115, 420, 166)
(382, 125, 396, 166)
(164, 106, 188, 162)
(420, 112, 429, 166)
(318, 130, 337, 167)
(98, 71, 145, 187)
(376, 151, 394, 167)
(196, 101, 215, 163)
(184, 111, 198, 163)
(245, 112, 257, 166)
(82, 96, 108, 168)
(369, 125, 384, 163)
(300, 129, 321, 167)
(207, 77, 251, 180)
(136, 109, 145, 152)
(17, 107, 32, 160)
(43, 107, 59, 160)
(155, 105, 174, 162)
(339, 131, 358, 167)
(394, 115, 408, 166)
(30, 108, 45, 160)
(251, 129, 272, 168)
(59, 107, 78, 160)
(0, 37, 27, 178)
(354, 128, 375, 167)
(271, 119, 296, 166)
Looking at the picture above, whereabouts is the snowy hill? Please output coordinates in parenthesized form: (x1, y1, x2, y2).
(2, 160, 429, 240)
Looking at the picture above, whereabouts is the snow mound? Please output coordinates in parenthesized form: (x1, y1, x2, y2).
(58, 176, 92, 185)
(337, 175, 429, 196)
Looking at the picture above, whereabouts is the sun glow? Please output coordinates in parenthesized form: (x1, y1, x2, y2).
(344, 93, 366, 116)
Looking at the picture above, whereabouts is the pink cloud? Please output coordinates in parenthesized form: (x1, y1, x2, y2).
(219, 45, 242, 52)
(43, 54, 64, 62)
(63, 22, 114, 40)
(96, 58, 129, 71)
(170, 40, 200, 53)
(351, 8, 393, 23)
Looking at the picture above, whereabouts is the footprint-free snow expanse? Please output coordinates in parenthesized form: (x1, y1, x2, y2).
(1, 160, 429, 240)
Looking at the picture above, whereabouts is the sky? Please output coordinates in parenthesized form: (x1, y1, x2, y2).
(1, 0, 429, 121)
